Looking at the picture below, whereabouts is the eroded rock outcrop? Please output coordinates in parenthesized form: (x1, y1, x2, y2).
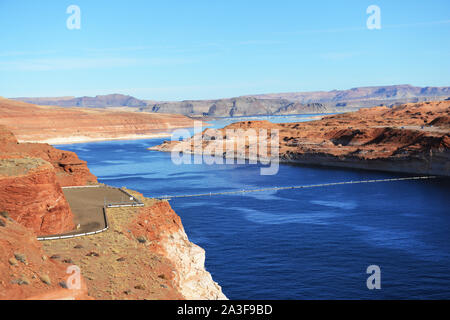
(0, 125, 97, 186)
(0, 158, 74, 235)
(150, 101, 450, 176)
(0, 126, 91, 235)
(128, 199, 227, 300)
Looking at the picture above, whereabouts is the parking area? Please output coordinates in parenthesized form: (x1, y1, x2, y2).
(38, 185, 143, 239)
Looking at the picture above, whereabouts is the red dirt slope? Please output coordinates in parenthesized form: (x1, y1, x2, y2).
(0, 214, 90, 300)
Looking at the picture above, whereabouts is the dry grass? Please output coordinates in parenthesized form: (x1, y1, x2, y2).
(41, 192, 182, 300)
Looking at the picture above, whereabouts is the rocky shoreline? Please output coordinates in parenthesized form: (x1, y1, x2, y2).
(150, 101, 450, 176)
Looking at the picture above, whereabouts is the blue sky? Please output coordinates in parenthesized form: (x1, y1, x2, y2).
(0, 0, 449, 100)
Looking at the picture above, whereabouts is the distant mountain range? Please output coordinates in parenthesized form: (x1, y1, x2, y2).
(13, 94, 147, 108)
(12, 84, 450, 117)
(246, 84, 450, 103)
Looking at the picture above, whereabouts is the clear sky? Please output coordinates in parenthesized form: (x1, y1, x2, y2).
(0, 0, 449, 100)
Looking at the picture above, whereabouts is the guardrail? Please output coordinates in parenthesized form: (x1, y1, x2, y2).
(106, 202, 145, 208)
(61, 185, 102, 189)
(37, 206, 110, 241)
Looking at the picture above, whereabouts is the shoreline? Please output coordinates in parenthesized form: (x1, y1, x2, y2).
(14, 114, 328, 146)
(18, 132, 175, 145)
(148, 147, 449, 177)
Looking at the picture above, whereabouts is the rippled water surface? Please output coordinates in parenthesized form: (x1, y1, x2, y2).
(56, 115, 450, 299)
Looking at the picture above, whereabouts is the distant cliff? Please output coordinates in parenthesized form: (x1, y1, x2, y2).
(144, 84, 450, 116)
(0, 97, 197, 144)
(247, 84, 450, 103)
(13, 84, 450, 117)
(13, 94, 147, 108)
(145, 97, 332, 116)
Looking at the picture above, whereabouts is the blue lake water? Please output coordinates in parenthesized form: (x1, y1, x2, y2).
(56, 115, 450, 299)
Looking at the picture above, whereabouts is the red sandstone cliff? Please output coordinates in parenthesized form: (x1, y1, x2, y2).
(0, 97, 197, 143)
(0, 125, 97, 186)
(0, 126, 95, 235)
(128, 199, 227, 299)
(0, 158, 74, 234)
(150, 101, 450, 176)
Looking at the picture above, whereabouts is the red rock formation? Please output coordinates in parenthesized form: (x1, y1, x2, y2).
(0, 97, 198, 143)
(127, 198, 227, 300)
(0, 158, 74, 235)
(0, 125, 97, 186)
(0, 126, 86, 234)
(0, 215, 90, 300)
(151, 101, 450, 176)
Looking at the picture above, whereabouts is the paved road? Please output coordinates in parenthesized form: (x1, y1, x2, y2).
(38, 186, 141, 239)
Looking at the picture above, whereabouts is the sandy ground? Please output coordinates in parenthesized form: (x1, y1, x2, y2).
(19, 133, 175, 145)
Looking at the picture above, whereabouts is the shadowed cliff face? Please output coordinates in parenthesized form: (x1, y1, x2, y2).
(151, 101, 450, 176)
(0, 215, 90, 300)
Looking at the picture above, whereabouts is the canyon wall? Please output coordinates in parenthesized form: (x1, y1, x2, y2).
(128, 199, 227, 300)
(0, 158, 74, 235)
(0, 125, 96, 235)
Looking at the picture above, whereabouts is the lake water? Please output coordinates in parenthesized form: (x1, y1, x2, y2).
(56, 115, 450, 299)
